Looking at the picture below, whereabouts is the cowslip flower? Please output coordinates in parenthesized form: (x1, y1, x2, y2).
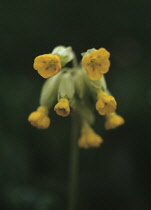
(78, 124, 103, 149)
(105, 112, 125, 130)
(28, 45, 124, 149)
(33, 54, 61, 78)
(82, 48, 110, 80)
(28, 106, 50, 129)
(33, 46, 75, 79)
(96, 90, 117, 115)
(54, 98, 70, 117)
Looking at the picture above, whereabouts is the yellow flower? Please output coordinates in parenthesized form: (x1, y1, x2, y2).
(33, 54, 61, 78)
(105, 112, 125, 130)
(82, 48, 110, 80)
(96, 91, 117, 115)
(54, 98, 70, 117)
(78, 125, 103, 149)
(28, 106, 50, 129)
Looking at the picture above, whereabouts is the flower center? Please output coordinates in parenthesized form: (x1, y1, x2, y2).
(89, 59, 97, 67)
(47, 59, 58, 68)
(88, 58, 101, 70)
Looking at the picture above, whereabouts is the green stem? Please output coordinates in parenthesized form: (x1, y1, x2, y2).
(68, 113, 80, 210)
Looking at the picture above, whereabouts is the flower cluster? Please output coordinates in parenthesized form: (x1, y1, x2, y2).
(28, 46, 125, 149)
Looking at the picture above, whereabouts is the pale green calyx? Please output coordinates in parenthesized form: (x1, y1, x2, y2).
(39, 71, 62, 108)
(52, 45, 74, 66)
(81, 48, 96, 57)
(57, 70, 75, 101)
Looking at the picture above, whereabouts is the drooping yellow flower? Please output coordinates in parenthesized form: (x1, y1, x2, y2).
(33, 54, 61, 78)
(82, 48, 110, 80)
(96, 91, 117, 115)
(105, 112, 125, 130)
(28, 106, 50, 129)
(78, 125, 103, 149)
(54, 98, 70, 117)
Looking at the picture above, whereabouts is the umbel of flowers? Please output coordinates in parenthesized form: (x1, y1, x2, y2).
(28, 46, 125, 149)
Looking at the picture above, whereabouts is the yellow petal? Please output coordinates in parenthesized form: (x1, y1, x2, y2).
(28, 111, 50, 129)
(54, 98, 70, 117)
(82, 48, 110, 80)
(78, 125, 103, 149)
(105, 113, 125, 130)
(33, 54, 61, 78)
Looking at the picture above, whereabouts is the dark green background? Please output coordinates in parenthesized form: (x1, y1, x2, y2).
(1, 0, 151, 209)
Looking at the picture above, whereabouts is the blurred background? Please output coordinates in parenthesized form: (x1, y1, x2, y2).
(1, 0, 151, 209)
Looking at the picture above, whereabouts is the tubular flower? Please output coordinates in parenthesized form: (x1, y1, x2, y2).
(105, 112, 125, 130)
(28, 106, 50, 129)
(96, 91, 117, 115)
(78, 125, 103, 149)
(54, 98, 70, 117)
(82, 48, 110, 80)
(33, 54, 61, 78)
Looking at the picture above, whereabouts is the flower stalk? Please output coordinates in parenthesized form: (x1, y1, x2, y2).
(28, 45, 125, 209)
(68, 113, 81, 210)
